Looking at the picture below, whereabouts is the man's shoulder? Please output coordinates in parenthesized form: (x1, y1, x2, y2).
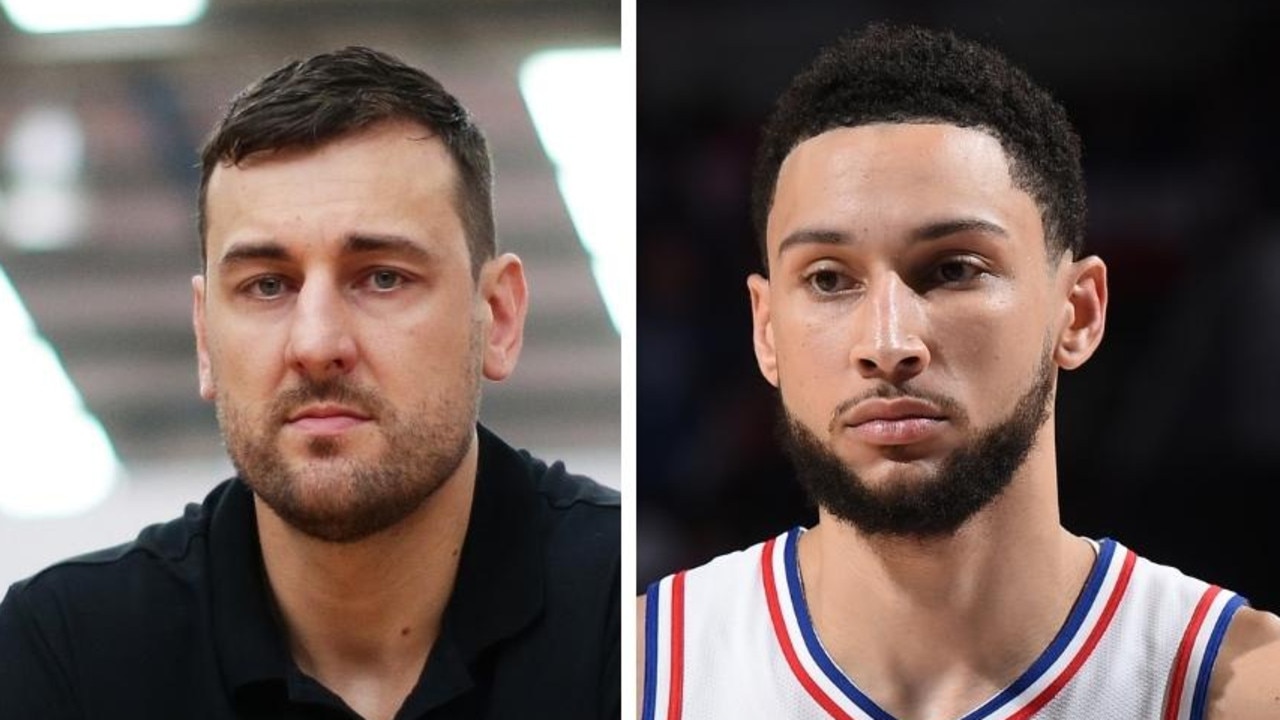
(1207, 606, 1280, 719)
(521, 450, 619, 571)
(481, 425, 619, 544)
(469, 430, 620, 717)
(638, 530, 785, 636)
(645, 530, 784, 591)
(525, 452, 619, 519)
(3, 480, 231, 615)
(1105, 539, 1279, 718)
(476, 425, 618, 593)
(0, 480, 246, 715)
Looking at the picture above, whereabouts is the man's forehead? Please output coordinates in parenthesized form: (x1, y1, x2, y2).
(766, 123, 1037, 255)
(202, 128, 467, 271)
(215, 117, 442, 167)
(205, 124, 457, 226)
(207, 120, 448, 185)
(778, 123, 1012, 183)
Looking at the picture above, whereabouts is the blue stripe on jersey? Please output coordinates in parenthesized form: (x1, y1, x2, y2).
(956, 538, 1117, 720)
(784, 527, 898, 720)
(1189, 593, 1246, 720)
(642, 580, 661, 720)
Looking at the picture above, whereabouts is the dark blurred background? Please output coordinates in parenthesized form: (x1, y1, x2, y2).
(637, 0, 1280, 611)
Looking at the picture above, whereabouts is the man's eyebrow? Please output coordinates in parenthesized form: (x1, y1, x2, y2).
(215, 235, 435, 270)
(343, 234, 435, 263)
(217, 241, 291, 270)
(776, 229, 851, 258)
(910, 218, 1009, 242)
(775, 218, 1009, 258)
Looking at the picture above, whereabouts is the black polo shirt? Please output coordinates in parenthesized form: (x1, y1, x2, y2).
(0, 426, 620, 719)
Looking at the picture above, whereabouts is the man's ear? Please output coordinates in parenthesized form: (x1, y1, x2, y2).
(478, 254, 529, 381)
(747, 274, 780, 387)
(192, 275, 216, 401)
(1054, 255, 1108, 370)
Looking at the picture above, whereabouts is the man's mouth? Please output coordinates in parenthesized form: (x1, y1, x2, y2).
(285, 404, 372, 435)
(841, 398, 947, 446)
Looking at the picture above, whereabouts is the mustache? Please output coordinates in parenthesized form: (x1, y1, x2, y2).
(269, 378, 386, 424)
(828, 383, 966, 433)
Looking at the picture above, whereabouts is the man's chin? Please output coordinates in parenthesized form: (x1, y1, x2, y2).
(245, 463, 421, 544)
(781, 412, 1018, 538)
(272, 430, 384, 463)
(831, 444, 948, 482)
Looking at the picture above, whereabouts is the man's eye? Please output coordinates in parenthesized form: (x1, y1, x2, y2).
(807, 269, 852, 295)
(251, 276, 286, 297)
(934, 260, 982, 284)
(367, 269, 404, 291)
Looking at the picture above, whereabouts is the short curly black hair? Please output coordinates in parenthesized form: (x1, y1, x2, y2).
(751, 24, 1085, 269)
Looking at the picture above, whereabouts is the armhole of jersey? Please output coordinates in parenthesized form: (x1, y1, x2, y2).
(1188, 593, 1247, 720)
(1164, 586, 1248, 720)
(642, 580, 661, 720)
(642, 573, 687, 720)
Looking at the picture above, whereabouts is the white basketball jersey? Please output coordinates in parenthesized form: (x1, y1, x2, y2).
(642, 529, 1245, 720)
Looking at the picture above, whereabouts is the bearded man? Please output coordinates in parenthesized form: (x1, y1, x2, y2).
(638, 24, 1278, 720)
(1, 47, 619, 720)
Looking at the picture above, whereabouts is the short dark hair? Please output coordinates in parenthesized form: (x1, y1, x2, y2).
(198, 46, 494, 275)
(751, 24, 1085, 269)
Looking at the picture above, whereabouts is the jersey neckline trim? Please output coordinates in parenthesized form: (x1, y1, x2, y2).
(762, 527, 1136, 720)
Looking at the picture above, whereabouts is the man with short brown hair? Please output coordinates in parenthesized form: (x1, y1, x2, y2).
(2, 47, 619, 720)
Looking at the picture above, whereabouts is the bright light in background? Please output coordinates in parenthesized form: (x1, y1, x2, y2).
(2, 106, 86, 251)
(6, 107, 83, 181)
(0, 0, 205, 33)
(520, 48, 632, 337)
(0, 265, 121, 518)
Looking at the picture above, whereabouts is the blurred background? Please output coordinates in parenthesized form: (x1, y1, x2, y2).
(638, 1, 1280, 610)
(0, 0, 623, 587)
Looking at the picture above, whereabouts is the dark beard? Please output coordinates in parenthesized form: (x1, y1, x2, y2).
(219, 371, 477, 544)
(779, 354, 1055, 539)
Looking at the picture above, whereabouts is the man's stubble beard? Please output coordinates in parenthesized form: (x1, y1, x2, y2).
(215, 328, 483, 544)
(779, 350, 1056, 539)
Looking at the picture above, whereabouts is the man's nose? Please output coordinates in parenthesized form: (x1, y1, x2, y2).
(850, 274, 930, 384)
(285, 281, 358, 381)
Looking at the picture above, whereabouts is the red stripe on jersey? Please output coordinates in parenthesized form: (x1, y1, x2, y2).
(1007, 547, 1137, 720)
(761, 537, 855, 720)
(1162, 585, 1221, 720)
(668, 571, 687, 720)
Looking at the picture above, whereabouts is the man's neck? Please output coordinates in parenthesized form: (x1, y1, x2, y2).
(254, 440, 478, 720)
(798, 452, 1095, 720)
